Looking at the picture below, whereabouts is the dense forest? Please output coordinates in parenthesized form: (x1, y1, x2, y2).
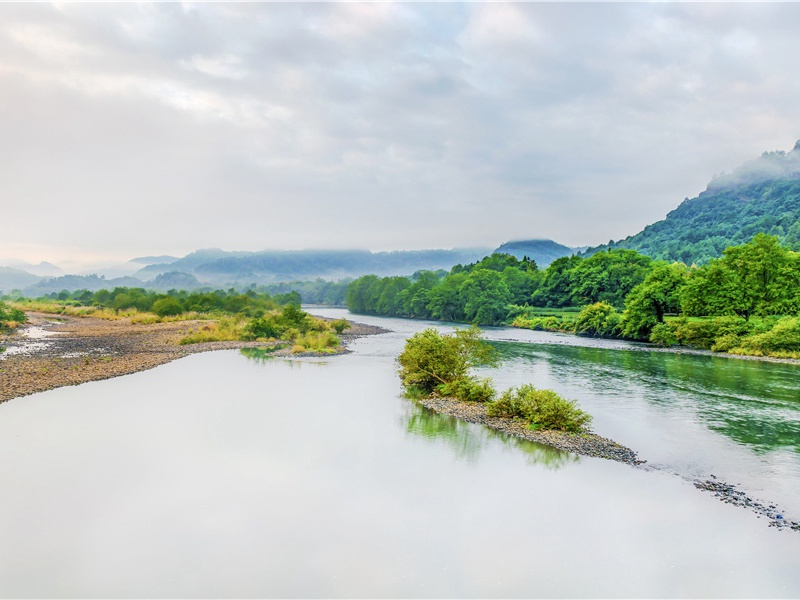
(346, 234, 800, 358)
(586, 142, 800, 265)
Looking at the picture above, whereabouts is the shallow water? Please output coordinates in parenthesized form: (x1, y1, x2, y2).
(0, 309, 798, 597)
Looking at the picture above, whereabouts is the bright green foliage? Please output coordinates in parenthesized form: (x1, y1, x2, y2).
(242, 304, 320, 341)
(672, 316, 753, 349)
(486, 384, 592, 432)
(151, 296, 184, 317)
(569, 249, 653, 308)
(330, 318, 351, 334)
(620, 262, 688, 339)
(426, 273, 467, 322)
(346, 254, 535, 325)
(681, 234, 800, 320)
(397, 326, 498, 393)
(582, 145, 800, 265)
(460, 269, 512, 325)
(738, 317, 800, 354)
(649, 323, 677, 346)
(0, 300, 27, 330)
(437, 376, 496, 403)
(574, 302, 621, 337)
(531, 255, 582, 308)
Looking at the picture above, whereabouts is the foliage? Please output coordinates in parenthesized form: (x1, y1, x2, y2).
(681, 234, 800, 320)
(486, 384, 592, 432)
(568, 249, 653, 308)
(574, 302, 621, 337)
(620, 262, 688, 339)
(437, 376, 496, 403)
(397, 326, 498, 393)
(736, 317, 800, 355)
(291, 331, 340, 354)
(329, 318, 351, 334)
(0, 300, 27, 330)
(582, 144, 800, 265)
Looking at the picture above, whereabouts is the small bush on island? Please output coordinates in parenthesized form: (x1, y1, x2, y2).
(330, 318, 351, 334)
(487, 384, 592, 433)
(397, 326, 498, 393)
(397, 328, 594, 433)
(437, 376, 496, 403)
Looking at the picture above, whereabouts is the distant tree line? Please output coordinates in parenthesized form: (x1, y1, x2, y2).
(32, 287, 301, 318)
(347, 234, 800, 357)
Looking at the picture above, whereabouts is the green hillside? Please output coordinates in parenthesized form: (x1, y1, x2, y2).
(493, 239, 584, 267)
(587, 141, 800, 265)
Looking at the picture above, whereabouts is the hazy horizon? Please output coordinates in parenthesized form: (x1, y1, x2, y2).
(2, 3, 800, 268)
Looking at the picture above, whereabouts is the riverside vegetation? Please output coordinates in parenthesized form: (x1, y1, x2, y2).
(5, 288, 350, 354)
(398, 327, 593, 433)
(348, 233, 800, 360)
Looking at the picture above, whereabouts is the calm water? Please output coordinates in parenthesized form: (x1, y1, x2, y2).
(0, 309, 798, 597)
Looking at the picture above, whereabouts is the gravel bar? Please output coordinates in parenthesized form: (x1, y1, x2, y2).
(415, 395, 643, 465)
(0, 313, 387, 403)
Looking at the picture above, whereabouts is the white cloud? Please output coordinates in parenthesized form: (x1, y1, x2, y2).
(0, 2, 798, 266)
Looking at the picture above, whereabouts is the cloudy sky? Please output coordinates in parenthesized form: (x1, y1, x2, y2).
(1, 2, 799, 268)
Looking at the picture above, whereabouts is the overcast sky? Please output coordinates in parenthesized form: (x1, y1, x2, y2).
(2, 2, 799, 268)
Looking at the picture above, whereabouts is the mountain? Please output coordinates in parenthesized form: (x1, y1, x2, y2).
(129, 255, 180, 265)
(585, 140, 800, 265)
(20, 274, 144, 297)
(134, 248, 493, 284)
(0, 267, 42, 294)
(493, 239, 585, 267)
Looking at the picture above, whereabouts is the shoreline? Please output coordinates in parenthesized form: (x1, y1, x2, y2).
(415, 394, 642, 465)
(0, 312, 386, 403)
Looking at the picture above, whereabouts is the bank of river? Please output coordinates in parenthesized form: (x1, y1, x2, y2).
(0, 312, 385, 402)
(1, 307, 800, 596)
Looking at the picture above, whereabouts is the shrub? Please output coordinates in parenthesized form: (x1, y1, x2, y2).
(574, 302, 621, 337)
(738, 317, 800, 353)
(291, 331, 340, 353)
(0, 301, 27, 330)
(649, 322, 677, 346)
(330, 318, 351, 334)
(486, 384, 592, 433)
(710, 333, 741, 353)
(397, 326, 498, 393)
(151, 297, 184, 317)
(437, 376, 496, 403)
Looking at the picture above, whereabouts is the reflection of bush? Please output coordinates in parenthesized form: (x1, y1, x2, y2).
(240, 346, 285, 363)
(402, 403, 576, 470)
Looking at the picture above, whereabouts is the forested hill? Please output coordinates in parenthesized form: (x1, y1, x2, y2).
(585, 140, 800, 265)
(134, 247, 493, 284)
(492, 239, 584, 266)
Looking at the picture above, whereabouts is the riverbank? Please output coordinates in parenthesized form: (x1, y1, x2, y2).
(414, 394, 642, 465)
(0, 313, 386, 403)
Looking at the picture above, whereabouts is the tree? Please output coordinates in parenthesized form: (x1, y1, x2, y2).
(569, 249, 653, 308)
(621, 262, 688, 339)
(459, 269, 512, 325)
(397, 326, 498, 393)
(151, 296, 184, 317)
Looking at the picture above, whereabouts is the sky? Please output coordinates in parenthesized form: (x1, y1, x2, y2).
(1, 2, 799, 269)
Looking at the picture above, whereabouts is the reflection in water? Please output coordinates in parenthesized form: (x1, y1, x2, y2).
(401, 400, 577, 470)
(240, 346, 285, 363)
(496, 342, 800, 454)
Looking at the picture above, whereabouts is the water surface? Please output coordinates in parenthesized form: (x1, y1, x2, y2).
(0, 309, 798, 597)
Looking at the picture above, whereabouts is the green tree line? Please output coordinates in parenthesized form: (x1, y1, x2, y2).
(347, 234, 800, 357)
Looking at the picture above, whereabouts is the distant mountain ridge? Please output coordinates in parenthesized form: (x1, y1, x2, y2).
(134, 247, 494, 284)
(492, 239, 586, 267)
(584, 140, 800, 265)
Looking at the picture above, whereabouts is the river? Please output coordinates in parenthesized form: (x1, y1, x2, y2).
(0, 308, 798, 597)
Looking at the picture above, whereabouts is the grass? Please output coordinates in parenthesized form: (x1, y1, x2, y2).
(178, 316, 250, 344)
